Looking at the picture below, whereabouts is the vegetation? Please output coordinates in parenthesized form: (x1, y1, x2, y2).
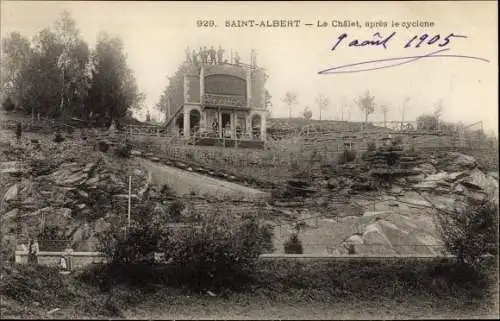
(356, 90, 376, 124)
(15, 122, 22, 141)
(282, 92, 298, 119)
(97, 201, 274, 290)
(437, 200, 498, 267)
(284, 233, 304, 254)
(0, 11, 143, 126)
(2, 96, 15, 111)
(338, 149, 357, 164)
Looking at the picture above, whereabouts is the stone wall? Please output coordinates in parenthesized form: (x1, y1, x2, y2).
(15, 251, 107, 270)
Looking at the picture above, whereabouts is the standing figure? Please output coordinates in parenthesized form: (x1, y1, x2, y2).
(28, 238, 39, 264)
(185, 47, 191, 63)
(202, 46, 209, 63)
(192, 50, 198, 65)
(217, 46, 225, 64)
(209, 46, 216, 64)
(250, 49, 257, 67)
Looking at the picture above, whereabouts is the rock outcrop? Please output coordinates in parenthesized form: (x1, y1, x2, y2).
(334, 152, 498, 256)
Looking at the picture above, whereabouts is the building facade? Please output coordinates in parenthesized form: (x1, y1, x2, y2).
(164, 51, 269, 144)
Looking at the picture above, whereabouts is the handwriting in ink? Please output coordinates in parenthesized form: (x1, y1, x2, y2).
(318, 48, 490, 75)
(331, 32, 467, 51)
(332, 32, 396, 51)
(404, 33, 467, 48)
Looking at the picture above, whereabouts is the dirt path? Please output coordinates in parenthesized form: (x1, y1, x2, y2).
(135, 158, 270, 201)
(123, 296, 498, 320)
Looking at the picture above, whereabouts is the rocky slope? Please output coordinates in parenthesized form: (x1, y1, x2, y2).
(1, 131, 150, 252)
(332, 152, 499, 255)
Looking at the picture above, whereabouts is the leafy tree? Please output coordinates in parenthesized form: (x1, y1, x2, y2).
(54, 10, 91, 119)
(0, 32, 33, 110)
(282, 92, 297, 119)
(85, 33, 143, 128)
(21, 28, 64, 118)
(302, 106, 312, 120)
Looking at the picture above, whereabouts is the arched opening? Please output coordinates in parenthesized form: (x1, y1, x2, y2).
(176, 113, 184, 135)
(251, 114, 262, 140)
(189, 109, 201, 135)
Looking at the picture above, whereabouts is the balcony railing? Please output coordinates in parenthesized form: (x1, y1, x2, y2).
(202, 94, 246, 108)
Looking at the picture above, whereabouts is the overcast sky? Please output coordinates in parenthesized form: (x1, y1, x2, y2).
(1, 1, 497, 133)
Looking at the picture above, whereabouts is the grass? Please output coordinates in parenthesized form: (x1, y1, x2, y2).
(4, 256, 497, 319)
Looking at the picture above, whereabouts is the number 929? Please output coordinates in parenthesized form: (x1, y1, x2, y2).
(196, 20, 216, 27)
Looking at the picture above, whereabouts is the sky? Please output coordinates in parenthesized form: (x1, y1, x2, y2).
(1, 1, 498, 134)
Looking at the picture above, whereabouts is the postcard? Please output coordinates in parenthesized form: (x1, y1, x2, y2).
(1, 1, 498, 319)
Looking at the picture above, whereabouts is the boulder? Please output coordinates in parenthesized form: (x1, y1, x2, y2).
(406, 173, 425, 183)
(460, 168, 493, 191)
(149, 157, 160, 162)
(3, 183, 19, 202)
(440, 152, 478, 172)
(130, 150, 142, 156)
(446, 171, 469, 182)
(418, 163, 437, 175)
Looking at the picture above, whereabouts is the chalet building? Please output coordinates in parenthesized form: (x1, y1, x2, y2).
(163, 49, 270, 147)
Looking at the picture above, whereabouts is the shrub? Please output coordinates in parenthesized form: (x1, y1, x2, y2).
(168, 200, 185, 222)
(97, 205, 273, 290)
(165, 213, 273, 290)
(338, 149, 357, 164)
(2, 96, 15, 111)
(392, 135, 403, 145)
(367, 141, 376, 151)
(53, 131, 65, 143)
(97, 140, 110, 152)
(284, 233, 303, 254)
(115, 141, 132, 158)
(437, 200, 498, 267)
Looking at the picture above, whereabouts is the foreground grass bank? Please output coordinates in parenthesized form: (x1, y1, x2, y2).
(1, 257, 498, 319)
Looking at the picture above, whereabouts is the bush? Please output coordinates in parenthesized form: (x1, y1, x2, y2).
(2, 96, 15, 111)
(115, 141, 132, 158)
(97, 140, 110, 152)
(338, 149, 357, 164)
(53, 131, 64, 143)
(97, 205, 274, 290)
(165, 213, 273, 290)
(437, 200, 498, 267)
(367, 141, 376, 151)
(284, 233, 303, 254)
(168, 200, 185, 222)
(392, 135, 403, 145)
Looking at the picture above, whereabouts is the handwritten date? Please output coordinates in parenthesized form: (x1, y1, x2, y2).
(331, 31, 467, 51)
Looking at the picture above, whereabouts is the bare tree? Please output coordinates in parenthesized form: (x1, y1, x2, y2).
(282, 92, 297, 119)
(401, 97, 410, 125)
(380, 104, 389, 128)
(355, 91, 376, 124)
(315, 94, 329, 120)
(433, 99, 444, 130)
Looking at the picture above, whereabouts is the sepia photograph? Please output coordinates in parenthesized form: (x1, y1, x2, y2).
(0, 0, 498, 319)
